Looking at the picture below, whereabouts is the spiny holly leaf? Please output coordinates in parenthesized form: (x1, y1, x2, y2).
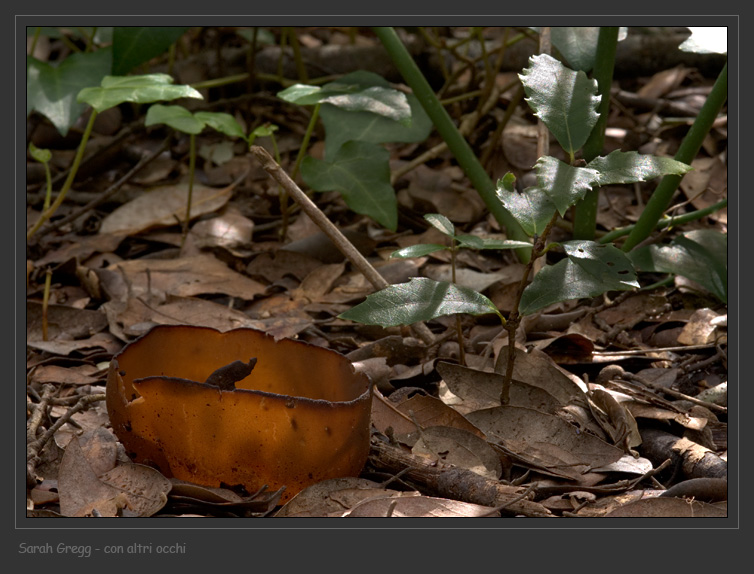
(629, 230, 727, 303)
(424, 213, 455, 236)
(562, 240, 639, 291)
(301, 140, 397, 230)
(495, 173, 556, 237)
(535, 156, 600, 216)
(455, 235, 533, 251)
(519, 254, 636, 316)
(78, 73, 202, 113)
(587, 150, 692, 186)
(391, 244, 448, 258)
(338, 277, 503, 326)
(519, 54, 601, 156)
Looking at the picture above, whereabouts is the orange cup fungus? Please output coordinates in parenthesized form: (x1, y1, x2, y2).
(106, 325, 372, 502)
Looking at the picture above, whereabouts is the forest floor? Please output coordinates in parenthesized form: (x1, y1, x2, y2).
(25, 27, 728, 519)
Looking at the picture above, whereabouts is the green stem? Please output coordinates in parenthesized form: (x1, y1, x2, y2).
(27, 110, 98, 241)
(372, 26, 531, 262)
(291, 102, 320, 181)
(573, 26, 620, 240)
(598, 198, 728, 245)
(180, 132, 196, 248)
(622, 61, 727, 252)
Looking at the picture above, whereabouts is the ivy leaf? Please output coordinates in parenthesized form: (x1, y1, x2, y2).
(194, 111, 246, 140)
(301, 141, 397, 230)
(111, 27, 190, 76)
(519, 54, 601, 156)
(277, 71, 411, 125)
(338, 278, 503, 326)
(319, 92, 431, 159)
(495, 174, 556, 237)
(145, 104, 204, 134)
(535, 156, 600, 215)
(27, 49, 113, 135)
(587, 150, 692, 186)
(629, 230, 727, 303)
(78, 73, 202, 113)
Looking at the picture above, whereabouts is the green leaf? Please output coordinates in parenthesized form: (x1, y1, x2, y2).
(520, 255, 636, 316)
(587, 150, 692, 186)
(276, 84, 325, 105)
(28, 142, 52, 164)
(535, 156, 600, 215)
(194, 111, 246, 139)
(629, 230, 727, 303)
(390, 244, 448, 258)
(145, 104, 204, 134)
(77, 73, 202, 113)
(549, 27, 602, 71)
(27, 49, 113, 135)
(424, 213, 455, 237)
(495, 175, 556, 237)
(319, 92, 432, 159)
(338, 277, 502, 326)
(519, 54, 601, 155)
(278, 72, 411, 124)
(562, 240, 639, 290)
(536, 27, 627, 72)
(301, 140, 398, 230)
(111, 27, 190, 76)
(457, 236, 534, 251)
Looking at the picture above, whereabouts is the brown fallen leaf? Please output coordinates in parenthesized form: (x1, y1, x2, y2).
(99, 181, 234, 236)
(465, 406, 624, 480)
(57, 436, 124, 517)
(344, 494, 500, 518)
(99, 463, 172, 517)
(604, 497, 726, 518)
(412, 426, 503, 480)
(104, 254, 266, 302)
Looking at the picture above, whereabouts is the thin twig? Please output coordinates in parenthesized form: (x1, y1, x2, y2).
(250, 145, 436, 345)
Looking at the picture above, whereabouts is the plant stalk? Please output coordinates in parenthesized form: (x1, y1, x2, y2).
(180, 132, 197, 248)
(500, 211, 560, 404)
(622, 61, 727, 252)
(27, 110, 98, 241)
(573, 26, 620, 240)
(598, 198, 727, 245)
(372, 27, 531, 262)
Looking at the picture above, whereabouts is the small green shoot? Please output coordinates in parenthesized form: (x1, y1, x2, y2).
(27, 74, 202, 241)
(144, 103, 247, 245)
